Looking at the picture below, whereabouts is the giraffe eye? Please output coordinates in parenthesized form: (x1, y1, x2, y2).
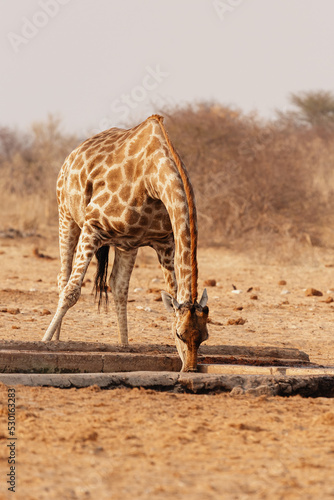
(176, 331, 185, 343)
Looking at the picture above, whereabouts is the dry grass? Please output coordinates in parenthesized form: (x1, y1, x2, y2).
(0, 115, 78, 233)
(1, 106, 334, 261)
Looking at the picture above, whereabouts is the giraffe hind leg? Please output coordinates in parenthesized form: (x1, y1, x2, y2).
(109, 247, 138, 345)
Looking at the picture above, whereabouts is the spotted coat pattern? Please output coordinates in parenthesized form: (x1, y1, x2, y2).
(42, 115, 209, 371)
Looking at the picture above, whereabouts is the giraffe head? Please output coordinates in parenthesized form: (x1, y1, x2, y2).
(161, 289, 209, 372)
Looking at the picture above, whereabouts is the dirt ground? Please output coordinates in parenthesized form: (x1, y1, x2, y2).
(0, 232, 334, 499)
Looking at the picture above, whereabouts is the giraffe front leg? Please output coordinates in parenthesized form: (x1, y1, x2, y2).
(54, 324, 61, 341)
(153, 240, 177, 298)
(109, 247, 138, 345)
(51, 210, 81, 341)
(42, 225, 99, 341)
(57, 213, 81, 293)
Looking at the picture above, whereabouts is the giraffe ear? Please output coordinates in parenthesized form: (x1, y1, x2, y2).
(199, 289, 208, 308)
(161, 291, 180, 312)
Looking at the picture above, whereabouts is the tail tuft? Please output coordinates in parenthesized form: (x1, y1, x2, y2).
(94, 246, 110, 309)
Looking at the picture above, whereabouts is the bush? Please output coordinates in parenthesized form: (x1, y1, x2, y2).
(165, 103, 334, 252)
(0, 115, 78, 232)
(1, 104, 334, 258)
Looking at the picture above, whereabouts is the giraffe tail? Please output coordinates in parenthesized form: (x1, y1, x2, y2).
(94, 245, 110, 309)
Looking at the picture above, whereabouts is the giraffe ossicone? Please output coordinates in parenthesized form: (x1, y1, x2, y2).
(42, 114, 209, 372)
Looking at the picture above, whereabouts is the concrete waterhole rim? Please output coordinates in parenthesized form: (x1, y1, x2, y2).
(0, 341, 333, 397)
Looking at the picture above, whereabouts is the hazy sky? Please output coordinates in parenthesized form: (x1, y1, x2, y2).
(2, 0, 334, 135)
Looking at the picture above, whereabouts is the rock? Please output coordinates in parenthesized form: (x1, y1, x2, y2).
(246, 385, 277, 397)
(229, 386, 244, 396)
(40, 309, 51, 316)
(227, 318, 246, 326)
(250, 295, 258, 300)
(278, 280, 287, 286)
(204, 279, 216, 287)
(3, 308, 21, 315)
(305, 288, 323, 297)
(207, 318, 224, 326)
(33, 247, 54, 260)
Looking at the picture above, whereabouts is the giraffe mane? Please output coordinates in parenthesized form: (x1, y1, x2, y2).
(149, 114, 198, 302)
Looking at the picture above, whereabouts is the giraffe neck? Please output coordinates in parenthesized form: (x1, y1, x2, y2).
(145, 154, 196, 302)
(151, 115, 198, 304)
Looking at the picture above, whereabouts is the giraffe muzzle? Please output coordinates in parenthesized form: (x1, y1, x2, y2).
(182, 344, 199, 372)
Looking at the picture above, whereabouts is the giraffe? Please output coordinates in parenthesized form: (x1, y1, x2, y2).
(42, 114, 209, 372)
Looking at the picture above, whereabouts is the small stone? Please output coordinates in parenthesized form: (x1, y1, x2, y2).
(82, 431, 98, 442)
(227, 318, 246, 326)
(7, 308, 20, 315)
(207, 318, 224, 326)
(278, 280, 287, 286)
(250, 295, 258, 300)
(230, 386, 244, 396)
(305, 288, 323, 297)
(234, 306, 243, 311)
(40, 309, 51, 316)
(324, 297, 334, 304)
(204, 279, 216, 287)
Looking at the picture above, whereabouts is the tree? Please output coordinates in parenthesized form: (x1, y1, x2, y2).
(289, 90, 334, 130)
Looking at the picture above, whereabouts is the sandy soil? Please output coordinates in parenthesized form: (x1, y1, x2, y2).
(0, 233, 334, 499)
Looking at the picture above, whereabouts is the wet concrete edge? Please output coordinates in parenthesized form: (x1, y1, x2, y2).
(0, 372, 333, 397)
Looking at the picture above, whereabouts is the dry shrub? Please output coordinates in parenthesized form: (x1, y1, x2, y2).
(164, 104, 334, 258)
(0, 115, 78, 233)
(1, 106, 334, 261)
